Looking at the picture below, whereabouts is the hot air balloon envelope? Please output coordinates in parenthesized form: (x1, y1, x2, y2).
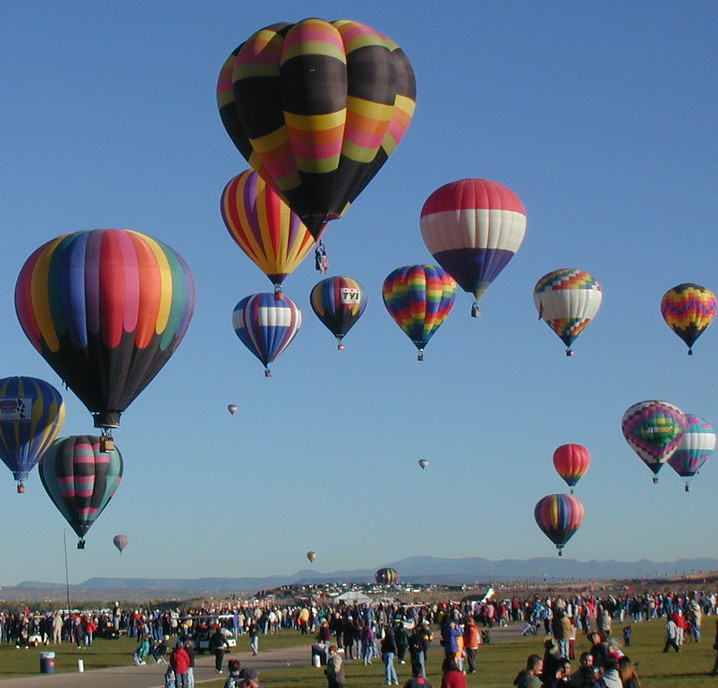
(227, 404, 238, 415)
(534, 494, 584, 555)
(310, 276, 367, 349)
(660, 283, 716, 354)
(667, 414, 715, 490)
(552, 444, 591, 488)
(306, 551, 317, 562)
(418, 459, 429, 470)
(375, 567, 399, 584)
(113, 534, 129, 553)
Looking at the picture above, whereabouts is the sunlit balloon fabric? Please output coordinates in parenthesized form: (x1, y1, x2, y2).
(552, 444, 590, 491)
(375, 567, 399, 584)
(621, 400, 688, 482)
(534, 269, 602, 355)
(0, 376, 65, 492)
(40, 435, 123, 548)
(306, 551, 317, 562)
(232, 293, 302, 375)
(227, 404, 238, 416)
(15, 229, 196, 429)
(667, 414, 715, 491)
(217, 18, 417, 238)
(310, 276, 366, 349)
(113, 534, 129, 553)
(660, 283, 716, 355)
(221, 169, 319, 286)
(382, 265, 456, 360)
(534, 494, 584, 556)
(418, 458, 429, 470)
(420, 179, 526, 315)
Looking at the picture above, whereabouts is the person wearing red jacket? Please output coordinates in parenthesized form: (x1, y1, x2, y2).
(170, 645, 191, 688)
(462, 618, 480, 674)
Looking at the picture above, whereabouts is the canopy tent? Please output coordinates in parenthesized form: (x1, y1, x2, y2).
(333, 590, 373, 604)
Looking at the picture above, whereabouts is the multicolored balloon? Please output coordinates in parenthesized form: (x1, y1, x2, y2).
(232, 293, 302, 376)
(552, 444, 591, 492)
(306, 551, 317, 563)
(40, 435, 124, 549)
(221, 169, 320, 287)
(15, 230, 195, 430)
(227, 404, 238, 416)
(113, 534, 129, 554)
(534, 493, 584, 556)
(310, 276, 367, 349)
(382, 265, 457, 360)
(0, 377, 66, 493)
(418, 458, 429, 470)
(217, 19, 416, 239)
(667, 414, 715, 491)
(660, 283, 716, 355)
(621, 401, 689, 483)
(420, 179, 527, 316)
(375, 567, 399, 584)
(534, 269, 602, 356)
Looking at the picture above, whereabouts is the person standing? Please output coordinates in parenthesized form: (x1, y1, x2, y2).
(325, 645, 345, 688)
(709, 619, 718, 676)
(381, 624, 399, 685)
(663, 616, 681, 653)
(440, 657, 466, 688)
(248, 619, 260, 656)
(395, 621, 409, 665)
(512, 654, 544, 688)
(210, 626, 230, 673)
(184, 640, 196, 688)
(462, 617, 480, 674)
(170, 643, 190, 688)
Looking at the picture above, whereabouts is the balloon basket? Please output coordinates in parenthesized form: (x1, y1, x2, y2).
(264, 369, 272, 378)
(77, 539, 86, 550)
(100, 435, 115, 453)
(685, 484, 690, 492)
(17, 483, 25, 494)
(652, 476, 659, 484)
(471, 303, 481, 318)
(688, 348, 693, 356)
(417, 350, 424, 361)
(565, 349, 574, 357)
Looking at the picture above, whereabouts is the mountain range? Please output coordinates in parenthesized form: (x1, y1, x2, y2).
(5, 555, 718, 601)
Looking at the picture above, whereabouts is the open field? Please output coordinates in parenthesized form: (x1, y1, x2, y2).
(0, 620, 715, 687)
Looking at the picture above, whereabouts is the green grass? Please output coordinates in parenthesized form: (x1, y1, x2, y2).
(0, 622, 715, 687)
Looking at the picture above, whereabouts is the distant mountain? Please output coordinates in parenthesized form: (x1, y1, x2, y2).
(9, 555, 718, 597)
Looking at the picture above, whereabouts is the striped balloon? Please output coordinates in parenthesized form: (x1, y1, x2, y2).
(15, 230, 195, 429)
(552, 444, 591, 490)
(232, 293, 302, 376)
(534, 269, 602, 355)
(621, 400, 688, 482)
(113, 534, 129, 553)
(40, 435, 123, 548)
(310, 276, 367, 349)
(660, 283, 716, 355)
(534, 494, 584, 555)
(420, 179, 526, 315)
(218, 19, 416, 239)
(221, 169, 320, 287)
(0, 377, 65, 492)
(667, 414, 715, 491)
(375, 567, 399, 584)
(382, 265, 456, 360)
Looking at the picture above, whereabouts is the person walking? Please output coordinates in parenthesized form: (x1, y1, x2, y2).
(663, 616, 681, 653)
(170, 643, 191, 688)
(210, 626, 230, 673)
(325, 644, 345, 688)
(248, 619, 260, 656)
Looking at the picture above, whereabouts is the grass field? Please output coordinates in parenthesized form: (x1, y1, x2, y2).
(0, 620, 715, 687)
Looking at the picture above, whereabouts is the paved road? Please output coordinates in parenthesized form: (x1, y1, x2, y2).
(0, 625, 522, 688)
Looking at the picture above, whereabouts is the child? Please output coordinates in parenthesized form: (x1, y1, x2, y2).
(164, 667, 176, 688)
(622, 625, 632, 647)
(133, 636, 151, 665)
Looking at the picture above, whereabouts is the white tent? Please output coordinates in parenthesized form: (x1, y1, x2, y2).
(333, 590, 373, 604)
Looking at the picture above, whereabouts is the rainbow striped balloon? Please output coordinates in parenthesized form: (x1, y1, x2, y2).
(667, 414, 715, 491)
(15, 230, 195, 429)
(660, 283, 716, 355)
(218, 19, 416, 238)
(534, 494, 584, 555)
(375, 567, 399, 584)
(382, 265, 456, 360)
(40, 435, 123, 548)
(221, 169, 319, 286)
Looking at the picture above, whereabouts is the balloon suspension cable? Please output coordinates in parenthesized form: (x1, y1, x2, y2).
(417, 349, 424, 362)
(688, 348, 693, 356)
(264, 368, 272, 378)
(17, 482, 25, 494)
(77, 539, 86, 550)
(565, 348, 574, 357)
(471, 302, 481, 318)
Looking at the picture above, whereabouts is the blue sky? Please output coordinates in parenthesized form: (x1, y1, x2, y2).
(0, 1, 716, 585)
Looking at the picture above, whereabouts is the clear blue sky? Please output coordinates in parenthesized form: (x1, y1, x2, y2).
(0, 1, 716, 585)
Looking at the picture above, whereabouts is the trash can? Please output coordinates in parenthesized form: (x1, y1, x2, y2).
(39, 651, 56, 674)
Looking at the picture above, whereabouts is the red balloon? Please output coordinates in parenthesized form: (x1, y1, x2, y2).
(552, 444, 591, 489)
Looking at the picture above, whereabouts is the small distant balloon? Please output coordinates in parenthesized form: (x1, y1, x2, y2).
(667, 414, 715, 491)
(660, 283, 716, 355)
(552, 444, 591, 492)
(306, 551, 317, 563)
(375, 567, 399, 584)
(227, 404, 238, 416)
(418, 459, 429, 470)
(113, 534, 129, 554)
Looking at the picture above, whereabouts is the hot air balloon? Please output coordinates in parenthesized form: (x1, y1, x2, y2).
(420, 179, 527, 316)
(0, 376, 66, 493)
(667, 414, 715, 491)
(310, 276, 367, 349)
(418, 459, 429, 470)
(221, 169, 321, 289)
(232, 293, 302, 376)
(15, 230, 195, 438)
(660, 283, 716, 355)
(552, 444, 591, 492)
(534, 494, 584, 556)
(382, 265, 456, 360)
(113, 534, 129, 554)
(534, 269, 603, 356)
(227, 404, 238, 416)
(306, 551, 317, 563)
(217, 19, 416, 239)
(40, 435, 123, 549)
(621, 401, 688, 483)
(375, 567, 399, 584)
